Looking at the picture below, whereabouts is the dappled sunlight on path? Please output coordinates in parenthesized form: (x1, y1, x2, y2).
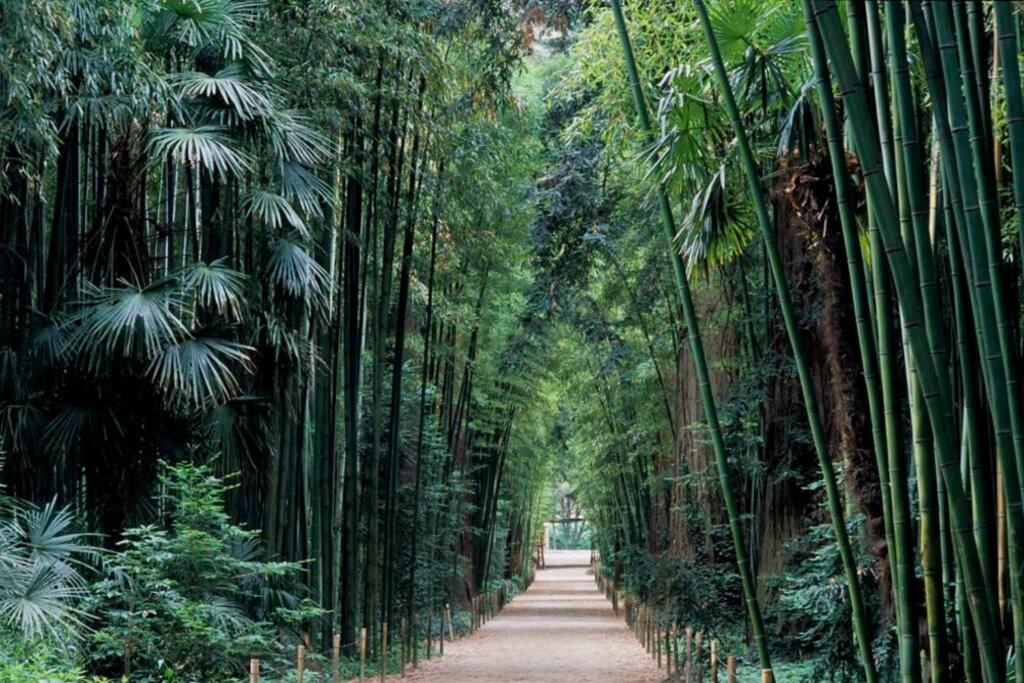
(394, 550, 663, 682)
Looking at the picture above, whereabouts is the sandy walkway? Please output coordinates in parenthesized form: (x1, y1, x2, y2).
(395, 550, 664, 682)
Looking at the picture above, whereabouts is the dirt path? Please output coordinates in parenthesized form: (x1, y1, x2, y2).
(395, 550, 664, 682)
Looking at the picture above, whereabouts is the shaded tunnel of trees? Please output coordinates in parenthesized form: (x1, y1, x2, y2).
(4, 1, 1024, 681)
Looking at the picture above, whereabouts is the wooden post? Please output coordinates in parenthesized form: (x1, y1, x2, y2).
(761, 669, 773, 683)
(694, 632, 703, 681)
(656, 612, 662, 669)
(359, 628, 367, 683)
(332, 634, 341, 683)
(295, 645, 305, 683)
(445, 603, 454, 641)
(400, 618, 407, 678)
(249, 658, 260, 683)
(412, 615, 419, 668)
(381, 622, 388, 683)
(439, 607, 445, 655)
(726, 656, 736, 683)
(683, 626, 693, 682)
(427, 613, 433, 659)
(710, 639, 718, 682)
(665, 622, 671, 675)
(649, 609, 655, 656)
(672, 624, 679, 674)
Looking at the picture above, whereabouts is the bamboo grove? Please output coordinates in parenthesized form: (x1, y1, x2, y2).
(10, 0, 1024, 681)
(0, 0, 557, 676)
(578, 0, 1024, 681)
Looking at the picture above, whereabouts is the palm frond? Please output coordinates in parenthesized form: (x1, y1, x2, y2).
(148, 126, 251, 178)
(66, 280, 189, 366)
(148, 336, 254, 407)
(264, 109, 331, 167)
(181, 259, 247, 320)
(241, 189, 307, 236)
(168, 66, 273, 121)
(264, 239, 329, 309)
(278, 161, 330, 218)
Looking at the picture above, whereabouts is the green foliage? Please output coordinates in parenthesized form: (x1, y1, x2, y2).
(0, 498, 98, 641)
(769, 517, 885, 682)
(85, 461, 319, 681)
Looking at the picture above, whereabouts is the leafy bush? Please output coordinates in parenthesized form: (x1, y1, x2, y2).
(86, 461, 320, 681)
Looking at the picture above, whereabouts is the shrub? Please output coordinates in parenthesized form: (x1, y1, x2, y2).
(86, 461, 320, 681)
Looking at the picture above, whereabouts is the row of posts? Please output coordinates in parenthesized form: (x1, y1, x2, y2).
(593, 558, 771, 683)
(244, 584, 511, 682)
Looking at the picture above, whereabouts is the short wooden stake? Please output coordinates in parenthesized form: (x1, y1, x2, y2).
(296, 645, 305, 683)
(761, 669, 773, 683)
(726, 656, 736, 683)
(249, 657, 260, 683)
(400, 618, 407, 677)
(684, 626, 693, 682)
(656, 621, 662, 668)
(666, 623, 672, 676)
(710, 639, 718, 682)
(381, 622, 389, 683)
(427, 613, 433, 659)
(412, 615, 419, 668)
(332, 634, 341, 683)
(694, 632, 703, 681)
(440, 608, 445, 655)
(671, 626, 679, 671)
(359, 628, 367, 683)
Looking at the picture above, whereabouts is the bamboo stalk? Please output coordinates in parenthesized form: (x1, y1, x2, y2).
(809, 2, 1005, 677)
(696, 2, 876, 678)
(607, 2, 773, 675)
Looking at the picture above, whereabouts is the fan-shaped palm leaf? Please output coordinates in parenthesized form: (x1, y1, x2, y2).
(265, 239, 329, 309)
(264, 109, 331, 168)
(678, 165, 754, 272)
(181, 259, 247, 320)
(168, 66, 273, 121)
(0, 499, 97, 639)
(279, 161, 330, 218)
(241, 189, 307, 236)
(148, 126, 251, 178)
(149, 336, 254, 407)
(0, 560, 90, 638)
(67, 280, 189, 367)
(149, 0, 266, 64)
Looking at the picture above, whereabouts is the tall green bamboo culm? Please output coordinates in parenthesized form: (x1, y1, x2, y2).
(803, 6, 923, 680)
(864, 5, 922, 680)
(694, 1, 875, 679)
(920, 5, 1024, 675)
(609, 1, 773, 676)
(810, 1, 1003, 678)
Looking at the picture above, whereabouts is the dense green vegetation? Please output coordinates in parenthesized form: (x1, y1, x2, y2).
(5, 1, 1024, 681)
